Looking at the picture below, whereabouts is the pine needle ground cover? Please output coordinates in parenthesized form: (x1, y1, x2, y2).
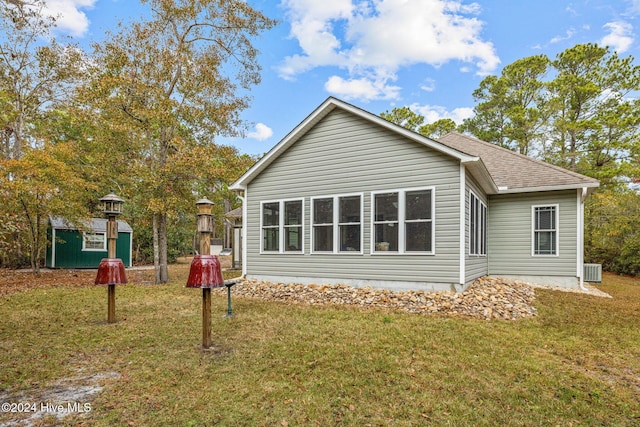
(0, 265, 638, 426)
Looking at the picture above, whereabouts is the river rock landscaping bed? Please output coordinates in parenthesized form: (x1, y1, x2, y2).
(228, 276, 538, 320)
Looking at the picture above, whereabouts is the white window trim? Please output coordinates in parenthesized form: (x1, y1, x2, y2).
(260, 198, 305, 254)
(531, 204, 559, 257)
(82, 232, 107, 252)
(310, 193, 364, 254)
(370, 186, 436, 255)
(469, 190, 487, 257)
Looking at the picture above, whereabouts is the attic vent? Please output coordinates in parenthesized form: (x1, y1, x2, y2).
(584, 263, 602, 283)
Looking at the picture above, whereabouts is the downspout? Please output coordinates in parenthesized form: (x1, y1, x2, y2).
(459, 163, 466, 290)
(236, 188, 248, 278)
(578, 187, 587, 291)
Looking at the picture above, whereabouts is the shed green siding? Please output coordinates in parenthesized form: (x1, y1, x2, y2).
(488, 190, 577, 278)
(47, 229, 131, 268)
(245, 108, 463, 289)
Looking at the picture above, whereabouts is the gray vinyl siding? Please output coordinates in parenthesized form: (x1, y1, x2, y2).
(488, 190, 577, 277)
(245, 108, 462, 285)
(465, 174, 488, 283)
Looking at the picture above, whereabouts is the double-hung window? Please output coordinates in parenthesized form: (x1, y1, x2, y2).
(261, 199, 303, 253)
(311, 194, 362, 253)
(373, 187, 434, 254)
(532, 205, 558, 256)
(83, 232, 106, 251)
(469, 191, 487, 256)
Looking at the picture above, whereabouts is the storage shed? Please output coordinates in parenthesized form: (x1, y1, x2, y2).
(46, 217, 133, 268)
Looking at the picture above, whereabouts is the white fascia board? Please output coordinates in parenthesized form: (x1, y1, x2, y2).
(495, 182, 600, 195)
(462, 158, 499, 195)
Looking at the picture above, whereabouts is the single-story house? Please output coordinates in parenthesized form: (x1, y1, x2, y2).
(46, 217, 133, 268)
(230, 97, 599, 292)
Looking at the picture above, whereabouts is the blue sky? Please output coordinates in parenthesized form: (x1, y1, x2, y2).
(44, 0, 640, 156)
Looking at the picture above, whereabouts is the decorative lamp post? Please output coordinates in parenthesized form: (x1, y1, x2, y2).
(95, 191, 127, 323)
(186, 198, 225, 349)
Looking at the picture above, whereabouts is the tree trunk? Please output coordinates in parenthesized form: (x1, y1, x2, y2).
(153, 213, 161, 284)
(33, 210, 41, 274)
(158, 212, 169, 283)
(13, 115, 23, 160)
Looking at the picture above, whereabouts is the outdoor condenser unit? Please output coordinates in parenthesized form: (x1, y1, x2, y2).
(583, 263, 602, 283)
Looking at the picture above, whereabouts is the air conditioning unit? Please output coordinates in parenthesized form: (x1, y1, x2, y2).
(584, 263, 602, 283)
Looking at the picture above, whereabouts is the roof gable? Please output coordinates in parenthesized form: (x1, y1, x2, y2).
(230, 97, 481, 191)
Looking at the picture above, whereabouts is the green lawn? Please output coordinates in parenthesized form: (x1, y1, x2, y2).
(1, 268, 639, 426)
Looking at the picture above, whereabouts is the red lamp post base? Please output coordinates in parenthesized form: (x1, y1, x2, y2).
(95, 258, 128, 285)
(186, 255, 224, 288)
(95, 258, 127, 324)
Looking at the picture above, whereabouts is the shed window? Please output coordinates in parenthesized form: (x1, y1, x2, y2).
(83, 232, 106, 251)
(533, 205, 558, 256)
(373, 187, 434, 254)
(312, 194, 362, 253)
(469, 192, 487, 256)
(261, 199, 303, 253)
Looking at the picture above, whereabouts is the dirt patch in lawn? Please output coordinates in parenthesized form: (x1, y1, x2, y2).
(0, 371, 120, 426)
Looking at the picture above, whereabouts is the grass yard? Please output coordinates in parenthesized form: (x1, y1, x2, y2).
(1, 264, 639, 426)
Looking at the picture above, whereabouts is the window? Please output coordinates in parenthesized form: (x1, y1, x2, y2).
(311, 194, 362, 253)
(373, 187, 434, 254)
(533, 205, 558, 256)
(261, 199, 303, 253)
(283, 201, 303, 251)
(469, 192, 487, 256)
(83, 232, 106, 251)
(312, 198, 333, 252)
(262, 202, 279, 252)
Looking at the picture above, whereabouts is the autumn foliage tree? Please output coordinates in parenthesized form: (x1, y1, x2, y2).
(0, 0, 85, 160)
(80, 0, 275, 283)
(0, 143, 95, 271)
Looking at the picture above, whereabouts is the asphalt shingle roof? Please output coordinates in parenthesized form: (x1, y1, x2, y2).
(49, 217, 133, 233)
(437, 132, 599, 192)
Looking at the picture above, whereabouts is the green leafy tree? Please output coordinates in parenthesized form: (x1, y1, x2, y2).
(461, 55, 550, 155)
(585, 188, 640, 275)
(546, 44, 640, 185)
(381, 107, 459, 139)
(80, 0, 275, 283)
(419, 118, 457, 139)
(380, 106, 425, 132)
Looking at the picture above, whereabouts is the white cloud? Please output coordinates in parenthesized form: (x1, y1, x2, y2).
(550, 29, 576, 44)
(42, 0, 96, 37)
(420, 78, 436, 93)
(247, 123, 273, 141)
(410, 103, 474, 124)
(324, 75, 401, 100)
(600, 21, 634, 53)
(278, 0, 499, 101)
(630, 0, 640, 14)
